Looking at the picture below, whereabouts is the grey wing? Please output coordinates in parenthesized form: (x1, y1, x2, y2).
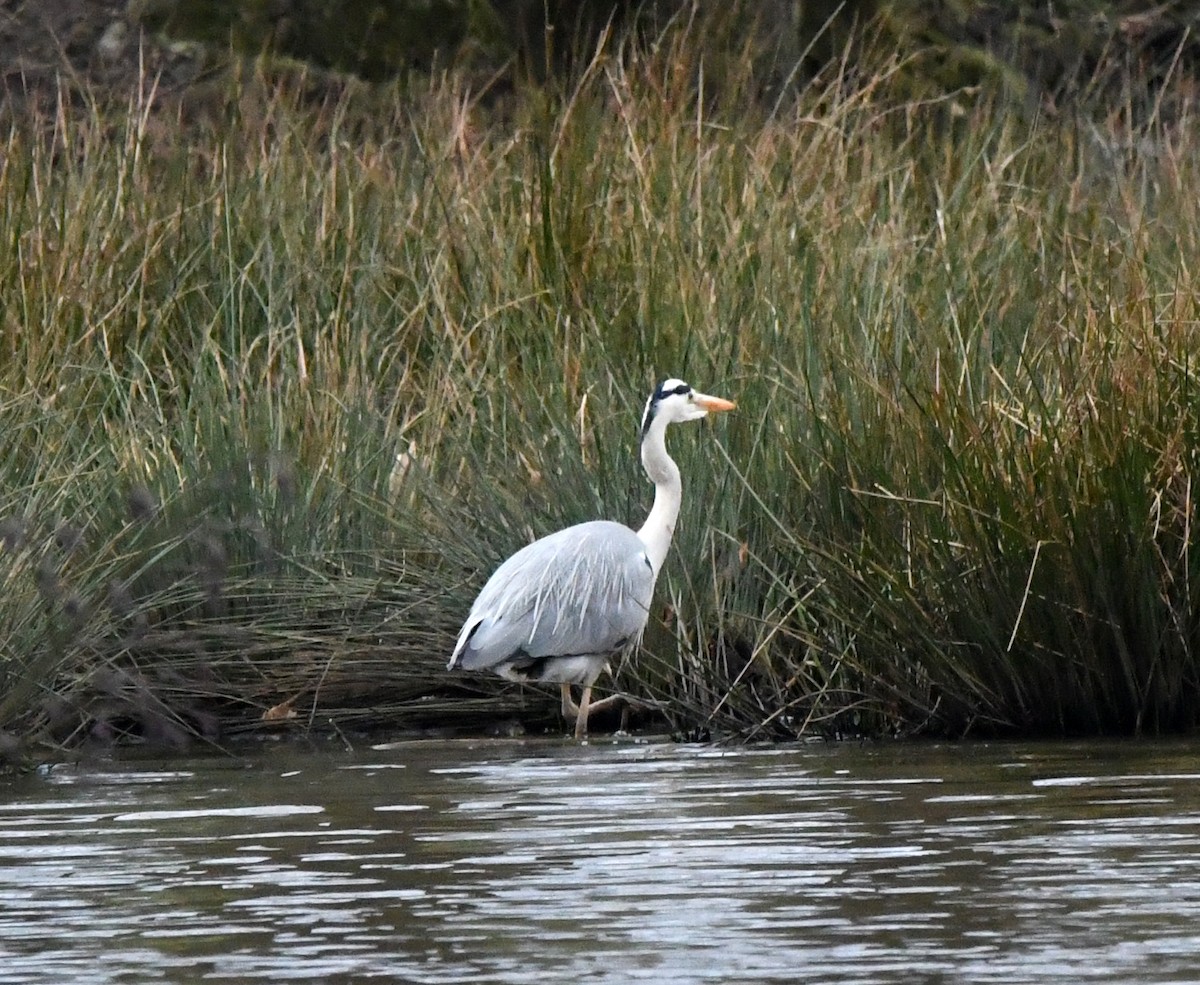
(448, 521, 655, 672)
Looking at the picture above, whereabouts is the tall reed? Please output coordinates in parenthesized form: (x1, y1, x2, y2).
(2, 20, 1199, 747)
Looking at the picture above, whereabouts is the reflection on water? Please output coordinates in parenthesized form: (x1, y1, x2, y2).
(2, 738, 1200, 984)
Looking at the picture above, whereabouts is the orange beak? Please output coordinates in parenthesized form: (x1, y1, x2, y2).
(693, 392, 737, 413)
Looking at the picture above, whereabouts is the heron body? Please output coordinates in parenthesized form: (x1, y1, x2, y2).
(447, 378, 735, 740)
(451, 520, 652, 683)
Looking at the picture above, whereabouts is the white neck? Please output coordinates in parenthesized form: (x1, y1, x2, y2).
(636, 417, 682, 578)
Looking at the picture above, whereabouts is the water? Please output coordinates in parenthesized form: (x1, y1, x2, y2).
(2, 737, 1199, 984)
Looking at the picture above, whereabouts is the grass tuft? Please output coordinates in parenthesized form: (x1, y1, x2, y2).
(4, 19, 1200, 747)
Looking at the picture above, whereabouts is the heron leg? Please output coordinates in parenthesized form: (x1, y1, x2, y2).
(581, 694, 626, 715)
(574, 685, 592, 741)
(561, 685, 635, 740)
(560, 683, 580, 719)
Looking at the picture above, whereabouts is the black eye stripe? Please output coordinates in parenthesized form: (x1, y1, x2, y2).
(654, 380, 692, 400)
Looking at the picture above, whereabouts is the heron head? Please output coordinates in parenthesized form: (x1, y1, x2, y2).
(641, 378, 736, 438)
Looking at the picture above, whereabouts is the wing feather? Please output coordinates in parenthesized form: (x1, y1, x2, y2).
(449, 520, 655, 672)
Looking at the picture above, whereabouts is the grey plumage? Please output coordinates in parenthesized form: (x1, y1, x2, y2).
(449, 520, 653, 684)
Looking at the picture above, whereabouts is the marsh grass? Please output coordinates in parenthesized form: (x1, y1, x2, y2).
(4, 19, 1200, 749)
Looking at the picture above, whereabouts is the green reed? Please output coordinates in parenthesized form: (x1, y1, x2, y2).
(2, 20, 1199, 749)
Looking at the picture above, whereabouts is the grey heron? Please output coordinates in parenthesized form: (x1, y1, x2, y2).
(447, 378, 736, 740)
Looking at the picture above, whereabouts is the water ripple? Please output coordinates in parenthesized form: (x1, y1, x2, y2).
(1, 740, 1199, 984)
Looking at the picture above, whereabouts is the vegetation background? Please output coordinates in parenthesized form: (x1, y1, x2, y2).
(3, 0, 1200, 760)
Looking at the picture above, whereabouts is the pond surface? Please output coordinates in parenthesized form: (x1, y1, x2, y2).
(2, 736, 1199, 983)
